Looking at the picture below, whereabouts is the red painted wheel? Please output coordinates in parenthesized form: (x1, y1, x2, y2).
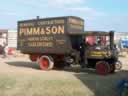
(39, 56, 54, 70)
(96, 61, 110, 75)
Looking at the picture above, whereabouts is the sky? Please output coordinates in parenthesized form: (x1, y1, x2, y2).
(0, 0, 128, 32)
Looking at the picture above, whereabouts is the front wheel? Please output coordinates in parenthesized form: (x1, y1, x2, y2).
(115, 60, 122, 70)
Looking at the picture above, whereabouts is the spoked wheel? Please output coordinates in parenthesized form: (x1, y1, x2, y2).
(115, 60, 122, 70)
(96, 61, 110, 75)
(38, 56, 54, 70)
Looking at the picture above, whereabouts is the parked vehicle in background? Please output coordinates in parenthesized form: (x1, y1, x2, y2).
(122, 40, 128, 48)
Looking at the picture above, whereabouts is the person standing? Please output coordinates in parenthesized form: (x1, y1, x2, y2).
(1, 42, 7, 58)
(79, 39, 88, 68)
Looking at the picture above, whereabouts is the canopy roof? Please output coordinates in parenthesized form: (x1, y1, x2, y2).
(69, 31, 111, 36)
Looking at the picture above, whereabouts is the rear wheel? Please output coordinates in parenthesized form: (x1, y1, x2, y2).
(38, 56, 54, 70)
(96, 61, 110, 75)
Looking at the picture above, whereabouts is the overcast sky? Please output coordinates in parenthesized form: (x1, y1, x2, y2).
(0, 0, 128, 32)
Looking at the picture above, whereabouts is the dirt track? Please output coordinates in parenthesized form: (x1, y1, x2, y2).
(0, 56, 78, 80)
(0, 55, 128, 75)
(0, 57, 40, 73)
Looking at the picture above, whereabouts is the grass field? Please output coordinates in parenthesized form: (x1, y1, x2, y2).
(0, 55, 127, 96)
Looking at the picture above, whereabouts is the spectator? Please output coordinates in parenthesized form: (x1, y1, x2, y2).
(0, 44, 3, 54)
(0, 42, 7, 57)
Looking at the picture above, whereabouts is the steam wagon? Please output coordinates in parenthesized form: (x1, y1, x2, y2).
(18, 16, 118, 75)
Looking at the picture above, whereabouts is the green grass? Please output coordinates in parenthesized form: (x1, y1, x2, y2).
(0, 69, 127, 96)
(0, 74, 94, 96)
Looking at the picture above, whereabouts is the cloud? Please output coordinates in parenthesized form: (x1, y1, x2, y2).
(45, 0, 105, 17)
(47, 0, 85, 7)
(0, 10, 18, 16)
(0, 9, 29, 17)
(67, 7, 106, 16)
(85, 15, 128, 32)
(14, 0, 84, 8)
(3, 12, 18, 16)
(14, 0, 47, 8)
